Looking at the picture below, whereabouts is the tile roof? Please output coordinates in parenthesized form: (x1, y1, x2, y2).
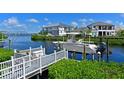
(87, 22, 114, 27)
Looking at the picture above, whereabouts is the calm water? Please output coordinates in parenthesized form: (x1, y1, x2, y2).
(3, 35, 124, 62)
(3, 35, 56, 54)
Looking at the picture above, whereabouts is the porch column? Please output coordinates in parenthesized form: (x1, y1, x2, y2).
(102, 31, 103, 36)
(106, 32, 107, 36)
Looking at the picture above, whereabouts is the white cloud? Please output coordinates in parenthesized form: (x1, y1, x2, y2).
(1, 17, 27, 32)
(3, 17, 19, 26)
(71, 21, 78, 27)
(28, 18, 39, 23)
(44, 18, 48, 21)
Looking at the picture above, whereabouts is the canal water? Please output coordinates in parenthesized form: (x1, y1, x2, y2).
(3, 35, 56, 54)
(2, 35, 124, 62)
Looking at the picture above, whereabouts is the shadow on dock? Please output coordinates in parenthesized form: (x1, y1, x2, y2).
(29, 69, 48, 79)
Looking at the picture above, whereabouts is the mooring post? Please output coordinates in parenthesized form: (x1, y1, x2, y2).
(9, 39, 11, 50)
(11, 56, 14, 79)
(83, 44, 86, 60)
(106, 38, 109, 62)
(73, 51, 76, 59)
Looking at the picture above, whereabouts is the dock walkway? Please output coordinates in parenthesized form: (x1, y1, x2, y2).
(0, 47, 67, 79)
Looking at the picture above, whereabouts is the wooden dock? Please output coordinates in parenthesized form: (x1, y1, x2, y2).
(63, 43, 97, 54)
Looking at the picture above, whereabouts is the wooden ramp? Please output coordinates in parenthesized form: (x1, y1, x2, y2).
(0, 47, 67, 79)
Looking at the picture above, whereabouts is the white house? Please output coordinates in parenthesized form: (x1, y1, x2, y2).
(87, 22, 116, 37)
(42, 23, 74, 36)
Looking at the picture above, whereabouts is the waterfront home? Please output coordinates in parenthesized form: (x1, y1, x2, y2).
(42, 23, 74, 36)
(87, 22, 116, 37)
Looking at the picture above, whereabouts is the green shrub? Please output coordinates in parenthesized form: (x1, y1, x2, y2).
(48, 59, 124, 79)
(0, 48, 14, 62)
(31, 34, 67, 41)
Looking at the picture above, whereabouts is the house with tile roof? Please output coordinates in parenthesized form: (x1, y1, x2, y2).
(87, 22, 116, 37)
(42, 23, 74, 36)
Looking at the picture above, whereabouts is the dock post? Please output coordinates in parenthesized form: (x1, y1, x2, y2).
(106, 38, 109, 63)
(73, 51, 76, 59)
(9, 39, 11, 50)
(54, 50, 57, 62)
(11, 56, 14, 79)
(83, 44, 86, 60)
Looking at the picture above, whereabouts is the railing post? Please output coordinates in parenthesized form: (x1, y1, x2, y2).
(64, 49, 68, 59)
(64, 48, 66, 58)
(40, 46, 42, 75)
(23, 58, 26, 79)
(40, 45, 43, 56)
(66, 50, 68, 59)
(14, 49, 17, 58)
(11, 56, 14, 79)
(54, 50, 57, 62)
(43, 48, 46, 55)
(29, 47, 32, 66)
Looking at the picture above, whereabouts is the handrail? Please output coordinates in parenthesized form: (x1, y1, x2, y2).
(0, 47, 67, 79)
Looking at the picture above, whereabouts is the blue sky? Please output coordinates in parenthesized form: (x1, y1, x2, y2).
(0, 13, 124, 33)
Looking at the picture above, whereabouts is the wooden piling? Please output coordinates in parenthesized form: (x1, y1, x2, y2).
(83, 44, 86, 60)
(106, 38, 109, 62)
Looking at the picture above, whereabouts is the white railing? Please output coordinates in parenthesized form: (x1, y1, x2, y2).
(0, 48, 67, 79)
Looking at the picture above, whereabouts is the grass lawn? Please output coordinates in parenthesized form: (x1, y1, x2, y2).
(0, 48, 14, 62)
(48, 59, 124, 79)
